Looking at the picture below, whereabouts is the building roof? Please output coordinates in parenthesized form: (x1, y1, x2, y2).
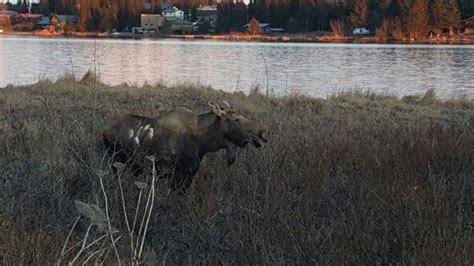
(242, 23, 270, 29)
(166, 17, 192, 25)
(0, 10, 17, 16)
(269, 27, 285, 32)
(14, 13, 42, 19)
(37, 16, 50, 26)
(461, 16, 474, 22)
(197, 5, 218, 11)
(461, 16, 474, 28)
(163, 7, 178, 13)
(141, 14, 163, 18)
(56, 15, 78, 23)
(197, 6, 218, 16)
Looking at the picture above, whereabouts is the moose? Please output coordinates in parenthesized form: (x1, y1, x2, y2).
(102, 100, 268, 191)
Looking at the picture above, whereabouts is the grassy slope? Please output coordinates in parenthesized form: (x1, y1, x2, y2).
(0, 77, 473, 264)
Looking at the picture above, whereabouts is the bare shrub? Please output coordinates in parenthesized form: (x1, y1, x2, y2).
(330, 19, 345, 37)
(375, 20, 390, 41)
(376, 17, 405, 41)
(392, 18, 404, 40)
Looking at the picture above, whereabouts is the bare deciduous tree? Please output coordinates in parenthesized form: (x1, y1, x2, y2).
(430, 0, 461, 36)
(402, 0, 429, 40)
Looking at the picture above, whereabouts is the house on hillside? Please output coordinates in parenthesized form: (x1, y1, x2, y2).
(461, 17, 474, 34)
(0, 10, 17, 16)
(162, 5, 184, 20)
(141, 14, 165, 32)
(196, 6, 218, 29)
(159, 3, 173, 12)
(241, 22, 285, 34)
(154, 3, 193, 33)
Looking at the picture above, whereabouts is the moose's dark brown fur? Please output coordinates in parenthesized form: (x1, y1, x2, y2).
(102, 100, 268, 191)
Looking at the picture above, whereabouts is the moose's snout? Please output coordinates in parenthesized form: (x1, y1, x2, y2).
(251, 128, 268, 148)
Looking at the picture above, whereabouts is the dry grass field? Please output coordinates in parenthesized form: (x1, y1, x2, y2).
(0, 75, 473, 264)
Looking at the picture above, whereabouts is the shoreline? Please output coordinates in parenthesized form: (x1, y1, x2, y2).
(166, 33, 474, 45)
(2, 30, 474, 45)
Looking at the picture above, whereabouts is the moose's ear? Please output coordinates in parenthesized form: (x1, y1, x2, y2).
(208, 101, 226, 117)
(216, 100, 233, 111)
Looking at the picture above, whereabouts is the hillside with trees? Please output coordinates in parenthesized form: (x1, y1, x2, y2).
(19, 0, 474, 39)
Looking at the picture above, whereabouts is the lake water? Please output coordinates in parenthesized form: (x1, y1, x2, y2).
(1, 36, 473, 98)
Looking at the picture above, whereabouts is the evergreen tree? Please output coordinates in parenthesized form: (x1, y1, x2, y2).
(367, 0, 383, 31)
(216, 3, 246, 33)
(350, 0, 368, 28)
(385, 0, 402, 18)
(314, 4, 329, 31)
(458, 0, 474, 18)
(35, 0, 472, 34)
(40, 0, 49, 14)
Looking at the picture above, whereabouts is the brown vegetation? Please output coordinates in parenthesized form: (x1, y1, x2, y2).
(0, 77, 473, 264)
(247, 17, 262, 35)
(330, 19, 345, 37)
(375, 17, 404, 41)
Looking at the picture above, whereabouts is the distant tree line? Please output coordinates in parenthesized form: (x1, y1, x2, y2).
(242, 0, 473, 39)
(35, 0, 474, 39)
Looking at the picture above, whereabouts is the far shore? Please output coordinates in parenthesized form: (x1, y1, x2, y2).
(2, 30, 474, 45)
(167, 33, 474, 45)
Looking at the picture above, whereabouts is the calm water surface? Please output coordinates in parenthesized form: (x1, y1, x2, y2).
(1, 36, 473, 98)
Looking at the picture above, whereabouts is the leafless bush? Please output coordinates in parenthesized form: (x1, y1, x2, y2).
(376, 17, 405, 41)
(392, 18, 404, 41)
(330, 19, 345, 37)
(375, 19, 390, 41)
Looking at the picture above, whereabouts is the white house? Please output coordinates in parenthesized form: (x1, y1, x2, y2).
(162, 6, 184, 20)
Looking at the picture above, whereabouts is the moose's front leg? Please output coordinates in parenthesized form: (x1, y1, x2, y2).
(170, 156, 200, 193)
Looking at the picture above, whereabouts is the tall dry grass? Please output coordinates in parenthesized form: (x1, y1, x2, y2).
(0, 77, 473, 264)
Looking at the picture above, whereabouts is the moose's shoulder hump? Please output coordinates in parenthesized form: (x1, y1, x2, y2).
(158, 108, 197, 131)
